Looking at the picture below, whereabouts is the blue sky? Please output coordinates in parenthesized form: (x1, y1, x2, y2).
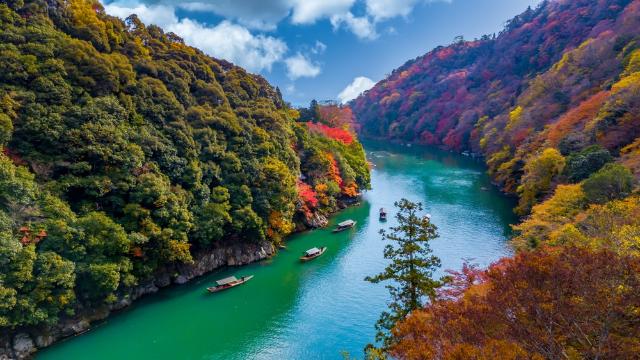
(103, 0, 539, 106)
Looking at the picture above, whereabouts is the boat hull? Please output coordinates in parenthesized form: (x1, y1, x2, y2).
(207, 275, 254, 293)
(300, 247, 327, 262)
(332, 222, 356, 233)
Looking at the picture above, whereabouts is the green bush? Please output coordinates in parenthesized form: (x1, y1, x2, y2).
(582, 163, 635, 204)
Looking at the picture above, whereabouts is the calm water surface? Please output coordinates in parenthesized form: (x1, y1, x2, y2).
(38, 141, 517, 360)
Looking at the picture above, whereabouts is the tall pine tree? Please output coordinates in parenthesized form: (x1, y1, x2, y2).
(365, 199, 443, 354)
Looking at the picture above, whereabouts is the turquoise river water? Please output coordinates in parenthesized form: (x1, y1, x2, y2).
(38, 140, 517, 359)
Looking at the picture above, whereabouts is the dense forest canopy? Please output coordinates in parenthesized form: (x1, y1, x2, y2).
(352, 0, 640, 358)
(0, 0, 369, 330)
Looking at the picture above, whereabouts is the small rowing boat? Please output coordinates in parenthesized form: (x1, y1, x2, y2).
(379, 208, 387, 221)
(300, 247, 327, 262)
(207, 275, 254, 293)
(333, 220, 356, 233)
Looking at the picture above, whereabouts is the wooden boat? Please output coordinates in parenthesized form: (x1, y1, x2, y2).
(300, 247, 327, 262)
(207, 275, 254, 293)
(379, 208, 387, 221)
(333, 220, 356, 233)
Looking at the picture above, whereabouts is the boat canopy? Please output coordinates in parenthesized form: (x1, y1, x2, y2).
(216, 276, 238, 286)
(305, 248, 321, 256)
(338, 220, 355, 227)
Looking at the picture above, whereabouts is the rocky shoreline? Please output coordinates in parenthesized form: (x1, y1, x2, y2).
(0, 208, 340, 359)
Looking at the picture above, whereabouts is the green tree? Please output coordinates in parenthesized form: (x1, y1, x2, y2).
(563, 145, 612, 183)
(582, 163, 635, 204)
(365, 199, 443, 353)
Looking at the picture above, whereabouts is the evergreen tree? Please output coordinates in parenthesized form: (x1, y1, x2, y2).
(365, 199, 443, 354)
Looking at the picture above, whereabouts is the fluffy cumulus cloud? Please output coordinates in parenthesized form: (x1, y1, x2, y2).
(285, 53, 322, 80)
(104, 2, 287, 72)
(330, 12, 377, 40)
(338, 76, 376, 103)
(171, 20, 288, 72)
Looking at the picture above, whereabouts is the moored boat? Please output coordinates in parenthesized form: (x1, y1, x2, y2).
(300, 247, 327, 262)
(207, 275, 254, 293)
(333, 220, 356, 233)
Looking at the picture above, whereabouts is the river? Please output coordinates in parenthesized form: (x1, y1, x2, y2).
(38, 140, 517, 360)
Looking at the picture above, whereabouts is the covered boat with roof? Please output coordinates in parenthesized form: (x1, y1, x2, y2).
(300, 247, 327, 262)
(207, 275, 254, 293)
(333, 219, 356, 233)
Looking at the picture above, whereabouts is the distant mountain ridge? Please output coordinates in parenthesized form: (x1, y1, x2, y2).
(352, 0, 640, 195)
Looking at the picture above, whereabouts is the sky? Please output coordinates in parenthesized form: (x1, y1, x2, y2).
(102, 0, 540, 106)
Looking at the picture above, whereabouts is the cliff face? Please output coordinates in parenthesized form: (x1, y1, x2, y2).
(352, 0, 640, 194)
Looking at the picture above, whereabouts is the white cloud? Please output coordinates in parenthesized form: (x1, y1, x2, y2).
(330, 12, 377, 40)
(312, 40, 327, 54)
(338, 76, 376, 103)
(285, 53, 321, 80)
(290, 0, 356, 24)
(104, 3, 177, 28)
(103, 0, 446, 41)
(103, 3, 287, 72)
(173, 19, 287, 72)
(285, 84, 296, 94)
(365, 0, 420, 21)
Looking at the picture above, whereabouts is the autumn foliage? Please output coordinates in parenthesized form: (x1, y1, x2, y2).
(306, 122, 354, 145)
(391, 246, 640, 360)
(318, 105, 356, 129)
(352, 0, 640, 213)
(297, 181, 318, 208)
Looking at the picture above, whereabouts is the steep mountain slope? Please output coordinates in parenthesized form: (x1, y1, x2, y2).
(354, 2, 640, 357)
(0, 0, 368, 346)
(353, 0, 640, 212)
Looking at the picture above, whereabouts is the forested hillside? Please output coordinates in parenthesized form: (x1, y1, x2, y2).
(353, 0, 640, 209)
(0, 0, 368, 334)
(353, 0, 640, 358)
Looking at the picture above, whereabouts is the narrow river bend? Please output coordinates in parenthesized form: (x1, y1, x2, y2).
(38, 140, 517, 360)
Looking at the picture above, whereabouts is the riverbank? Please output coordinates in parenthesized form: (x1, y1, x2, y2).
(0, 199, 361, 359)
(0, 240, 275, 359)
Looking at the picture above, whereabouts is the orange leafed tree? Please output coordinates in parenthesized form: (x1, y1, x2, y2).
(297, 181, 318, 208)
(390, 246, 640, 360)
(546, 91, 609, 146)
(306, 122, 354, 145)
(318, 105, 355, 129)
(341, 182, 359, 197)
(325, 152, 343, 187)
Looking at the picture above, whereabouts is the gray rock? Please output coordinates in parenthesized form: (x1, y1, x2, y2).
(12, 334, 35, 359)
(69, 319, 90, 334)
(34, 333, 56, 348)
(174, 275, 188, 285)
(305, 212, 329, 228)
(111, 297, 132, 311)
